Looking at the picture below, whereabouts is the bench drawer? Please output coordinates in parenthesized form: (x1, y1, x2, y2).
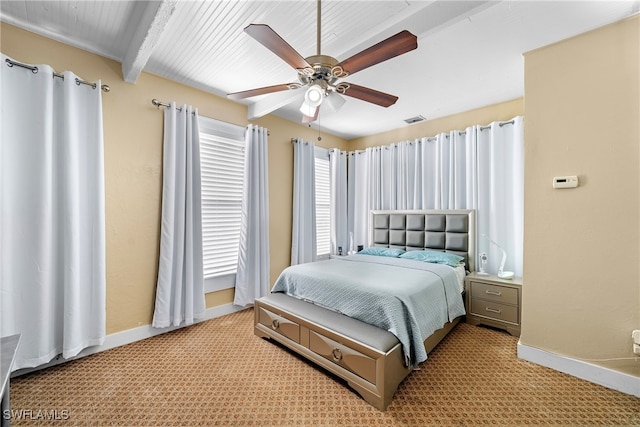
(257, 306, 300, 343)
(309, 330, 376, 384)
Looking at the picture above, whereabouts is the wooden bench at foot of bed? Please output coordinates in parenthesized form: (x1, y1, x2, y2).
(254, 292, 460, 411)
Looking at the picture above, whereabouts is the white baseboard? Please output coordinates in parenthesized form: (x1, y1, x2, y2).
(13, 303, 248, 377)
(517, 341, 640, 397)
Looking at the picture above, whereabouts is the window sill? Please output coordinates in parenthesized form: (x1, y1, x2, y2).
(204, 273, 235, 293)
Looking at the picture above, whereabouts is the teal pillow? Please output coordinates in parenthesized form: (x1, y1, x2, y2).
(399, 250, 464, 267)
(358, 247, 406, 257)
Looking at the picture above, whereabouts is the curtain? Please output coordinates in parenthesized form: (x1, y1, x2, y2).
(152, 102, 205, 327)
(329, 149, 348, 255)
(290, 138, 316, 264)
(476, 117, 524, 277)
(0, 54, 106, 370)
(234, 125, 270, 307)
(348, 149, 371, 251)
(348, 117, 524, 276)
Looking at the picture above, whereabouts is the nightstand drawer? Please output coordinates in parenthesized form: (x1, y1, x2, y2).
(469, 281, 518, 305)
(469, 299, 518, 324)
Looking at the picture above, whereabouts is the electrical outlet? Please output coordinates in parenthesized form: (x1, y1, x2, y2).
(632, 330, 640, 355)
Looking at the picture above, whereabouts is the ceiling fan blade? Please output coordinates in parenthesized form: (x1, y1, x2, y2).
(227, 83, 298, 100)
(337, 30, 417, 76)
(248, 87, 305, 120)
(244, 24, 311, 71)
(340, 83, 398, 107)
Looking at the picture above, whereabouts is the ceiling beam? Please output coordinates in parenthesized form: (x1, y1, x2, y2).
(121, 0, 177, 84)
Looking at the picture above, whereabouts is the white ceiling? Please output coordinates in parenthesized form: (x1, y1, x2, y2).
(2, 1, 638, 139)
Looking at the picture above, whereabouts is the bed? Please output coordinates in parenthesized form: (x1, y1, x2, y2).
(254, 209, 475, 410)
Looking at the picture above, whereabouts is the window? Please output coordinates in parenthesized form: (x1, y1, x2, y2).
(199, 116, 245, 292)
(314, 147, 330, 259)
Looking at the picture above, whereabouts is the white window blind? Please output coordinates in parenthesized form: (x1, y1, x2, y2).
(199, 116, 245, 291)
(315, 148, 330, 258)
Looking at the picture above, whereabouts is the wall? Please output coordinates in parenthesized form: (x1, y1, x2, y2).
(0, 23, 348, 335)
(521, 15, 639, 378)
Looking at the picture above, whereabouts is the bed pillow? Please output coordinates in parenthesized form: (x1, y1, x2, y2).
(399, 250, 464, 267)
(358, 247, 406, 257)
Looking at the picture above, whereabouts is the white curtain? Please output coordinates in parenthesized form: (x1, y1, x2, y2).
(0, 54, 106, 370)
(290, 138, 316, 264)
(152, 103, 205, 327)
(476, 117, 524, 277)
(349, 117, 524, 276)
(348, 149, 371, 251)
(329, 149, 348, 255)
(234, 125, 270, 307)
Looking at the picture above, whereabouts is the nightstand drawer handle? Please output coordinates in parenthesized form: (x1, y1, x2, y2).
(485, 290, 502, 296)
(485, 307, 502, 314)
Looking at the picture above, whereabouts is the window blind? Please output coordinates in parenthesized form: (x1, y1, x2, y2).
(315, 152, 331, 257)
(199, 117, 245, 280)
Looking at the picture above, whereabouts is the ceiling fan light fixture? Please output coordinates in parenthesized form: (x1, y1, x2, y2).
(299, 101, 318, 118)
(300, 84, 324, 120)
(325, 91, 346, 112)
(304, 84, 324, 107)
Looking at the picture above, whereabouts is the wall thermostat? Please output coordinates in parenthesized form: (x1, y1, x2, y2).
(553, 176, 579, 189)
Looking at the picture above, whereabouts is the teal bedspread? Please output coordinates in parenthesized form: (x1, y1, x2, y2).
(271, 254, 466, 366)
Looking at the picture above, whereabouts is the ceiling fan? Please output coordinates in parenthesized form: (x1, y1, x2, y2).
(227, 0, 418, 123)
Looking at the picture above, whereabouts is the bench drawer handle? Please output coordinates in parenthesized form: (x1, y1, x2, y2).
(271, 319, 280, 330)
(332, 348, 343, 362)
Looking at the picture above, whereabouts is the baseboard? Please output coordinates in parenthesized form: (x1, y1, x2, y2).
(517, 341, 640, 397)
(13, 303, 248, 377)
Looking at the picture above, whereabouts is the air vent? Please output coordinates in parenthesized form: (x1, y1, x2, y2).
(404, 115, 426, 124)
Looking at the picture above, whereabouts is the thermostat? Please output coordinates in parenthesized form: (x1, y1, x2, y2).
(553, 176, 579, 189)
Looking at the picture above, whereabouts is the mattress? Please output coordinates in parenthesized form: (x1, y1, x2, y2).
(271, 254, 466, 366)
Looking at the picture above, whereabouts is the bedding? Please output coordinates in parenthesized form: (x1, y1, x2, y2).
(271, 254, 466, 366)
(399, 249, 464, 267)
(357, 247, 406, 257)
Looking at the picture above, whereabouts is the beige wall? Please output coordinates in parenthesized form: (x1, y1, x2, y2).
(0, 23, 348, 334)
(522, 15, 639, 377)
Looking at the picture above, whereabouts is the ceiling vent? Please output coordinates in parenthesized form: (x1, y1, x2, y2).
(404, 115, 426, 124)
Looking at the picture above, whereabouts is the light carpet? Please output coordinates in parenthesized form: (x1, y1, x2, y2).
(8, 309, 640, 426)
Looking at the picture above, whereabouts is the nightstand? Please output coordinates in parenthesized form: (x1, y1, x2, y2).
(465, 272, 522, 337)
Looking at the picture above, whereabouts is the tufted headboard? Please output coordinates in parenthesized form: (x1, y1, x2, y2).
(369, 209, 476, 272)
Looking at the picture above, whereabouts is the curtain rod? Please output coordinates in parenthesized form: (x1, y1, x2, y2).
(152, 99, 270, 135)
(152, 98, 180, 110)
(5, 58, 110, 92)
(341, 118, 519, 155)
(292, 119, 517, 145)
